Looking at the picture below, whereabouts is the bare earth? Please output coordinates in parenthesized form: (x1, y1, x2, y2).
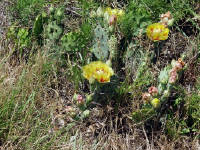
(0, 0, 10, 39)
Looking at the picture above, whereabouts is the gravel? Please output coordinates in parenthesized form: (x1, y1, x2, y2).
(0, 0, 11, 39)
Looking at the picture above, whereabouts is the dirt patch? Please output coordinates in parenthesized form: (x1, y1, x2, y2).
(156, 31, 189, 69)
(0, 0, 11, 38)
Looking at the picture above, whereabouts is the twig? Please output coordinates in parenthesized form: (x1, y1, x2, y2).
(66, 8, 82, 17)
(142, 125, 151, 150)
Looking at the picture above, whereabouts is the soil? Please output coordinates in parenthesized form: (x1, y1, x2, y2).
(0, 0, 10, 39)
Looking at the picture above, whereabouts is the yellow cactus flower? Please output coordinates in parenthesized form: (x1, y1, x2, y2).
(82, 61, 114, 83)
(105, 7, 124, 17)
(105, 7, 112, 15)
(151, 98, 160, 108)
(146, 23, 169, 41)
(117, 9, 125, 17)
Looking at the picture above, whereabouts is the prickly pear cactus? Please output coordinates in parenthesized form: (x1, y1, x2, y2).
(123, 42, 146, 78)
(32, 12, 47, 37)
(108, 35, 117, 60)
(158, 66, 170, 94)
(46, 21, 63, 41)
(92, 25, 109, 61)
(61, 32, 77, 51)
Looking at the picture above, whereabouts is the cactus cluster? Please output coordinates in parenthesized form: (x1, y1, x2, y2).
(44, 6, 64, 42)
(146, 57, 185, 106)
(32, 6, 64, 41)
(132, 57, 185, 123)
(92, 24, 109, 61)
(158, 58, 185, 102)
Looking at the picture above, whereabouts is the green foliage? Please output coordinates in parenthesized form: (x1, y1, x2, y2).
(7, 25, 17, 40)
(7, 27, 30, 49)
(132, 107, 156, 123)
(165, 91, 200, 139)
(61, 32, 77, 51)
(120, 1, 152, 38)
(11, 0, 45, 25)
(17, 28, 30, 48)
(120, 0, 196, 38)
(61, 22, 93, 53)
(54, 7, 64, 23)
(186, 93, 200, 132)
(92, 24, 109, 61)
(132, 61, 153, 91)
(0, 64, 54, 149)
(42, 6, 65, 43)
(137, 0, 195, 21)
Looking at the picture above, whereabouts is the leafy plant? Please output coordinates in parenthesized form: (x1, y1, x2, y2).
(120, 1, 152, 38)
(61, 22, 92, 53)
(17, 28, 30, 49)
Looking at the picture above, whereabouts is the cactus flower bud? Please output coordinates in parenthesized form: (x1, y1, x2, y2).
(169, 68, 178, 83)
(148, 86, 158, 96)
(73, 93, 84, 105)
(172, 58, 185, 71)
(65, 106, 76, 117)
(81, 110, 90, 119)
(178, 58, 185, 67)
(174, 61, 183, 71)
(142, 92, 151, 103)
(160, 11, 174, 26)
(109, 15, 117, 26)
(151, 98, 160, 108)
(163, 90, 170, 98)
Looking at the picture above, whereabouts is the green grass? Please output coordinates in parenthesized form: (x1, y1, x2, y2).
(0, 53, 70, 149)
(10, 0, 45, 25)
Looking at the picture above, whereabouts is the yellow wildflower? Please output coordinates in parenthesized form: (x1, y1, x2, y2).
(105, 7, 124, 17)
(82, 61, 114, 83)
(151, 98, 160, 108)
(146, 23, 169, 41)
(117, 9, 125, 17)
